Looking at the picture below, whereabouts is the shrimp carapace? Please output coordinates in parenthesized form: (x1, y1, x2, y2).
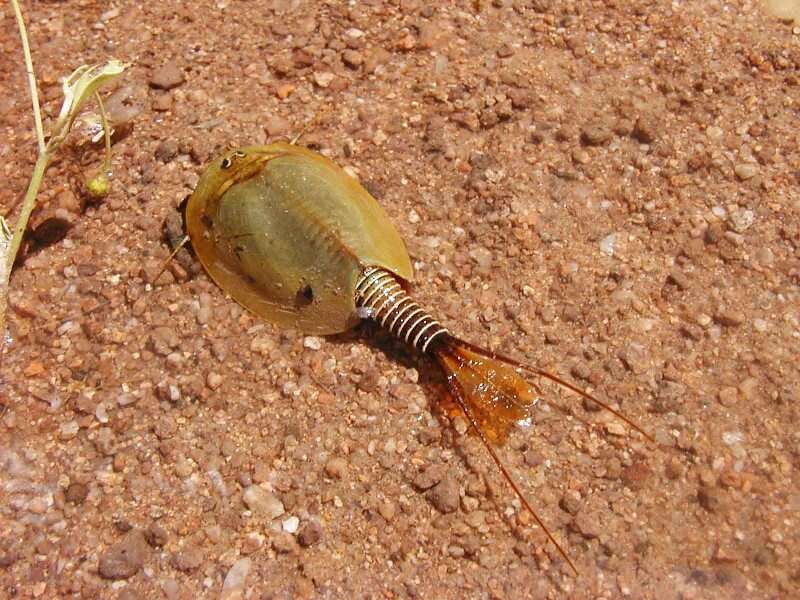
(185, 143, 413, 335)
(187, 145, 651, 576)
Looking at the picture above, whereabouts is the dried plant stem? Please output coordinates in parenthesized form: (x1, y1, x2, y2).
(10, 0, 45, 153)
(6, 154, 49, 273)
(0, 153, 47, 340)
(95, 91, 112, 172)
(2, 0, 52, 338)
(7, 0, 52, 268)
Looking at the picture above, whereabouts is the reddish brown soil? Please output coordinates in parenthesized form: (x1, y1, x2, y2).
(1, 1, 799, 598)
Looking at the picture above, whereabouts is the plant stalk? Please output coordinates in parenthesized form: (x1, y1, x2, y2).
(6, 152, 49, 272)
(10, 0, 45, 153)
(0, 151, 49, 337)
(95, 91, 112, 172)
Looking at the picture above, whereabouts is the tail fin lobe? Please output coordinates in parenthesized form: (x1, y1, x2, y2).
(432, 335, 578, 575)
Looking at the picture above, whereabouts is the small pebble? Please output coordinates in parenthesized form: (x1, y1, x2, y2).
(572, 511, 601, 539)
(264, 116, 290, 137)
(98, 530, 149, 580)
(65, 482, 88, 504)
(100, 7, 120, 21)
(599, 233, 616, 256)
(755, 247, 774, 266)
(22, 361, 46, 377)
(718, 387, 738, 407)
(580, 124, 613, 146)
(26, 495, 51, 514)
(559, 492, 581, 515)
(59, 420, 79, 441)
(632, 116, 657, 143)
(665, 457, 684, 480)
(297, 521, 323, 547)
(698, 486, 723, 513)
(722, 431, 744, 446)
(716, 309, 745, 327)
(448, 545, 465, 558)
(272, 532, 297, 554)
(152, 93, 173, 112)
(496, 44, 514, 58)
(733, 163, 758, 180)
(154, 140, 179, 163)
(524, 450, 543, 467)
(342, 50, 364, 68)
(605, 422, 627, 436)
(464, 510, 486, 530)
(170, 546, 203, 572)
(275, 83, 295, 99)
(324, 457, 348, 479)
(572, 148, 591, 164)
(571, 361, 591, 380)
(461, 496, 479, 513)
(469, 247, 492, 270)
(304, 336, 323, 350)
(508, 87, 534, 109)
(728, 208, 755, 233)
(282, 516, 299, 534)
(221, 558, 251, 600)
(149, 63, 185, 90)
(667, 268, 691, 290)
(206, 372, 223, 390)
(452, 416, 468, 436)
(145, 523, 168, 548)
(378, 500, 396, 521)
(618, 343, 648, 374)
(620, 462, 652, 491)
(313, 72, 335, 88)
(174, 456, 193, 478)
(161, 579, 180, 600)
(681, 322, 704, 341)
(738, 377, 759, 401)
(427, 475, 460, 513)
(241, 532, 264, 555)
(413, 464, 445, 490)
(718, 469, 741, 489)
(117, 393, 137, 407)
(243, 486, 284, 519)
(706, 126, 724, 141)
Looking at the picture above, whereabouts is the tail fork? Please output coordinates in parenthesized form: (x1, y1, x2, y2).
(355, 267, 651, 575)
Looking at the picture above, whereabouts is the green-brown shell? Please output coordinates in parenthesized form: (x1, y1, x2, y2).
(185, 143, 414, 335)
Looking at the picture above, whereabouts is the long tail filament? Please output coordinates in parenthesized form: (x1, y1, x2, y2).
(355, 267, 650, 576)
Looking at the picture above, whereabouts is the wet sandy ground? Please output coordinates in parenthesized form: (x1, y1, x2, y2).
(1, 1, 799, 598)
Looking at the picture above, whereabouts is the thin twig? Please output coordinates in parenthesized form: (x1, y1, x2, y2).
(10, 0, 45, 154)
(3, 0, 50, 339)
(95, 91, 112, 172)
(6, 154, 48, 272)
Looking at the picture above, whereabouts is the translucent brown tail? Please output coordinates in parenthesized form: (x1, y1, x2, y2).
(354, 267, 651, 575)
(431, 335, 652, 576)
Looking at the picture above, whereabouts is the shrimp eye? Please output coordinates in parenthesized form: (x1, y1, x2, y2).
(220, 157, 232, 169)
(296, 284, 314, 306)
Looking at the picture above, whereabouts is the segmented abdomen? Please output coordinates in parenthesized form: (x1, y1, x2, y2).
(354, 267, 448, 353)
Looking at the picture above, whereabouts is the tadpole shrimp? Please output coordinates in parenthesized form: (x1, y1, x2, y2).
(182, 142, 650, 574)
